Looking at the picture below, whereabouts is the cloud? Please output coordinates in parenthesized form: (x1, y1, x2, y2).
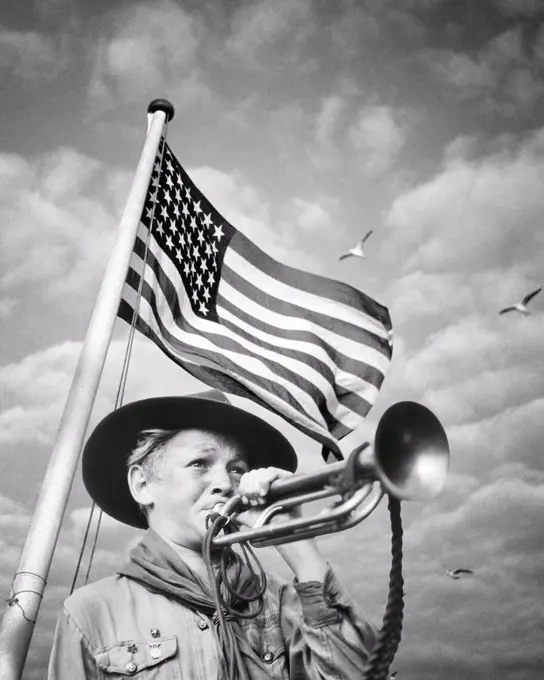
(264, 102, 309, 166)
(0, 297, 16, 318)
(427, 27, 544, 115)
(0, 26, 64, 79)
(311, 95, 347, 169)
(327, 0, 434, 63)
(0, 147, 120, 299)
(416, 307, 543, 389)
(383, 128, 544, 275)
(219, 94, 261, 130)
(413, 475, 544, 578)
(0, 341, 81, 445)
(67, 506, 139, 557)
(315, 96, 346, 147)
(0, 336, 200, 449)
(533, 23, 544, 65)
(292, 197, 335, 233)
(87, 1, 210, 110)
(348, 104, 407, 176)
(0, 494, 31, 537)
(367, 131, 544, 575)
(385, 265, 541, 353)
(384, 303, 544, 479)
(225, 0, 313, 67)
(446, 397, 544, 477)
(490, 0, 543, 15)
(386, 271, 477, 329)
(32, 0, 77, 22)
(443, 134, 481, 162)
(39, 148, 102, 200)
(423, 363, 544, 428)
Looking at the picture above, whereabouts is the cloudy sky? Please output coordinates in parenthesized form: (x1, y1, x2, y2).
(1, 0, 544, 678)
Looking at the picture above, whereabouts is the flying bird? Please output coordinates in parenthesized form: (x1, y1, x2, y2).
(338, 230, 374, 261)
(446, 567, 474, 580)
(499, 286, 542, 316)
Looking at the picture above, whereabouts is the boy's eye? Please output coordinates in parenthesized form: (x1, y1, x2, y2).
(190, 460, 207, 469)
(230, 467, 247, 476)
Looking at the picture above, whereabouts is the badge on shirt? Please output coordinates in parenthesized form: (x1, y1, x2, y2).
(149, 643, 162, 659)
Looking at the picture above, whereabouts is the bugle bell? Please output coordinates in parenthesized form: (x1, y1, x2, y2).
(371, 400, 450, 501)
(211, 401, 449, 548)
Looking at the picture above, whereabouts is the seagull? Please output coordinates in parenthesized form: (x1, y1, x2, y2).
(446, 567, 474, 580)
(339, 230, 374, 261)
(499, 286, 542, 316)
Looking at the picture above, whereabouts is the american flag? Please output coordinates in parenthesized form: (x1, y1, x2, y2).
(119, 140, 393, 461)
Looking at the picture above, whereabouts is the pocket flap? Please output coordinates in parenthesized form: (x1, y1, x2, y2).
(239, 617, 286, 664)
(94, 636, 177, 675)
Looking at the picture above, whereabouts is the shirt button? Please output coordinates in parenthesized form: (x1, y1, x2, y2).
(263, 651, 274, 663)
(125, 661, 138, 674)
(198, 619, 209, 630)
(150, 628, 161, 638)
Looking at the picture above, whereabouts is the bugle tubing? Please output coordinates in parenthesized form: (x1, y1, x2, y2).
(211, 401, 449, 548)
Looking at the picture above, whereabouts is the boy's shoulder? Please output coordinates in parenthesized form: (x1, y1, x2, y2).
(63, 574, 128, 619)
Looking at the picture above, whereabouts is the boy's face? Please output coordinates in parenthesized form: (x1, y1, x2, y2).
(144, 428, 250, 549)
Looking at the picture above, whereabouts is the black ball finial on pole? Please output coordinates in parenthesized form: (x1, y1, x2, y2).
(147, 99, 175, 121)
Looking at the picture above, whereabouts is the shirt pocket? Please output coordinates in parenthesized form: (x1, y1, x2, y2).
(93, 636, 180, 678)
(239, 615, 288, 680)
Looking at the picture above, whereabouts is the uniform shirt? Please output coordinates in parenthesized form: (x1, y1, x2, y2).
(48, 564, 377, 679)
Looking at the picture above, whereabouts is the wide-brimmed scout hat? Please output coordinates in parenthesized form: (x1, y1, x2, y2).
(82, 390, 297, 529)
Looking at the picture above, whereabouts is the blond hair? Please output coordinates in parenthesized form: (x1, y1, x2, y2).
(126, 428, 182, 519)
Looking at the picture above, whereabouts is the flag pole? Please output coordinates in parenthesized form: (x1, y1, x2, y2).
(0, 99, 175, 680)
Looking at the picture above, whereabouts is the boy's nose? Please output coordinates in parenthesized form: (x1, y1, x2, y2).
(208, 466, 234, 496)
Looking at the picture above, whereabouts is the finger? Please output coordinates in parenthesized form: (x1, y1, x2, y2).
(252, 467, 292, 480)
(238, 467, 292, 497)
(238, 471, 268, 498)
(239, 494, 264, 507)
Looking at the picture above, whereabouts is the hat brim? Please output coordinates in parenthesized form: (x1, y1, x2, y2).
(82, 396, 298, 529)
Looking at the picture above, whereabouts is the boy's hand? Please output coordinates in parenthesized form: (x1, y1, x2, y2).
(235, 467, 301, 529)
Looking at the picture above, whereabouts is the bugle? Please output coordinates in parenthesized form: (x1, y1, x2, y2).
(211, 401, 450, 548)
